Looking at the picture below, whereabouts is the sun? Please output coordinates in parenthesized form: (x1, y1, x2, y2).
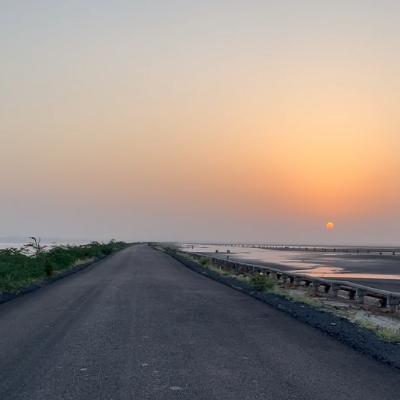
(327, 222, 335, 229)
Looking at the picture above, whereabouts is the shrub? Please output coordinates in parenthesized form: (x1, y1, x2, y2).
(44, 257, 53, 277)
(0, 239, 130, 294)
(199, 257, 210, 266)
(250, 274, 276, 292)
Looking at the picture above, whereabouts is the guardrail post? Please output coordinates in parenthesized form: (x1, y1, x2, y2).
(294, 276, 302, 286)
(388, 296, 400, 313)
(357, 288, 367, 304)
(331, 283, 340, 298)
(312, 280, 321, 292)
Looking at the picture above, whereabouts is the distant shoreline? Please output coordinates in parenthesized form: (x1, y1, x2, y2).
(180, 243, 400, 253)
(179, 241, 400, 249)
(0, 237, 93, 244)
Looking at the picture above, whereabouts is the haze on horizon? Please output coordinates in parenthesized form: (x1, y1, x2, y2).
(1, 1, 400, 246)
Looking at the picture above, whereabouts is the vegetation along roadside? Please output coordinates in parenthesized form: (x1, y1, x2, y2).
(0, 238, 131, 301)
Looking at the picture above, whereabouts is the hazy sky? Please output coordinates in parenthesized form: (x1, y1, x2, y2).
(1, 1, 400, 245)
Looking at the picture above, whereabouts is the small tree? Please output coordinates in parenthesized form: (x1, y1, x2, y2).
(24, 237, 47, 257)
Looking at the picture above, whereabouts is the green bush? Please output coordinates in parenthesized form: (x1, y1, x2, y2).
(199, 257, 210, 266)
(44, 257, 53, 277)
(164, 247, 177, 254)
(250, 274, 276, 292)
(0, 239, 130, 294)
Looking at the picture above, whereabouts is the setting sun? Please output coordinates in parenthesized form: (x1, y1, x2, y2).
(327, 222, 335, 230)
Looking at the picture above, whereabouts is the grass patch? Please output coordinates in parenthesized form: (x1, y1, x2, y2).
(199, 257, 211, 266)
(0, 239, 131, 295)
(183, 253, 324, 304)
(179, 254, 235, 278)
(208, 265, 233, 277)
(250, 273, 277, 292)
(287, 293, 322, 308)
(201, 258, 234, 277)
(355, 318, 400, 344)
(182, 253, 279, 291)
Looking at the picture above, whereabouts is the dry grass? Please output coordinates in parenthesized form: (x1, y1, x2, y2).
(355, 318, 400, 344)
(286, 292, 323, 308)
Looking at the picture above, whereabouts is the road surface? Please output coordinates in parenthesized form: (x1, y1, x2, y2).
(1, 244, 400, 399)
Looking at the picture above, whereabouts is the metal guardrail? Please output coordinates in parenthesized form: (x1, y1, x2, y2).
(188, 253, 400, 313)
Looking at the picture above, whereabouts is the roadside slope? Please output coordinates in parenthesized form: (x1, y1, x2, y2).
(1, 244, 400, 399)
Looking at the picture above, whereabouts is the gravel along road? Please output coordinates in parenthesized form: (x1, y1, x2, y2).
(1, 244, 400, 399)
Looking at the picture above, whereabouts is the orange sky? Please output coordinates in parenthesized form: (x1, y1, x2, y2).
(1, 1, 400, 244)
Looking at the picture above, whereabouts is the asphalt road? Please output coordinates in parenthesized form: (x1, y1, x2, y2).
(1, 244, 400, 400)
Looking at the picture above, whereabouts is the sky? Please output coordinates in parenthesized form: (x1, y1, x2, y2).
(1, 0, 400, 245)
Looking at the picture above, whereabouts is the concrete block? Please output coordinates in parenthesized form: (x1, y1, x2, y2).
(294, 276, 302, 286)
(312, 280, 321, 292)
(356, 288, 367, 304)
(388, 296, 400, 313)
(331, 283, 341, 298)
